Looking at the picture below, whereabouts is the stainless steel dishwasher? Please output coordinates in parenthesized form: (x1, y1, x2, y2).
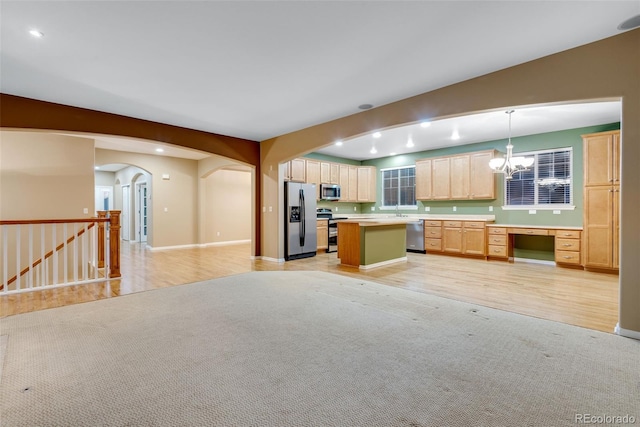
(406, 220, 425, 253)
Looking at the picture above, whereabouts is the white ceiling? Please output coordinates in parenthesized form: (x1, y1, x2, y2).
(1, 1, 637, 159)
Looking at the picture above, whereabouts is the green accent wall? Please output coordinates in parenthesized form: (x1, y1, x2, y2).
(360, 224, 407, 265)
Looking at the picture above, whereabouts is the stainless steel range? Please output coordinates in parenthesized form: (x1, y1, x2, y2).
(316, 208, 347, 253)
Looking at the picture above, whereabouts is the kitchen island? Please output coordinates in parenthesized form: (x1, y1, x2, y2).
(337, 218, 413, 269)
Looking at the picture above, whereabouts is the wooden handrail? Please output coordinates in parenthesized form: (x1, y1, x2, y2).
(0, 218, 109, 225)
(2, 222, 98, 289)
(1, 211, 121, 291)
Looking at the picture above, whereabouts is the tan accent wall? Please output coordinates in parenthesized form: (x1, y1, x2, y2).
(0, 131, 94, 220)
(260, 29, 640, 334)
(202, 169, 251, 244)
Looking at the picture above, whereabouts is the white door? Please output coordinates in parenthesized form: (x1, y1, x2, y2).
(137, 183, 148, 243)
(94, 186, 113, 213)
(122, 185, 130, 241)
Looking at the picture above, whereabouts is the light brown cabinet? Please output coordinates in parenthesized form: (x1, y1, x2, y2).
(320, 162, 339, 184)
(415, 159, 432, 200)
(424, 220, 443, 253)
(555, 230, 581, 266)
(582, 130, 620, 271)
(357, 166, 377, 202)
(416, 150, 496, 201)
(442, 221, 486, 256)
(305, 159, 321, 199)
(487, 227, 508, 259)
(284, 158, 306, 182)
(317, 219, 328, 251)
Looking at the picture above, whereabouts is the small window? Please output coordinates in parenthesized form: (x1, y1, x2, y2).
(504, 148, 573, 209)
(381, 166, 416, 207)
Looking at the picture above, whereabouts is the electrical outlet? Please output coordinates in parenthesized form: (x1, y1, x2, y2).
(489, 206, 493, 212)
(453, 206, 457, 212)
(335, 207, 339, 212)
(529, 209, 537, 215)
(216, 231, 220, 236)
(354, 206, 357, 212)
(424, 206, 430, 212)
(269, 206, 273, 212)
(553, 210, 561, 215)
(371, 206, 375, 211)
(83, 208, 88, 214)
(164, 207, 168, 212)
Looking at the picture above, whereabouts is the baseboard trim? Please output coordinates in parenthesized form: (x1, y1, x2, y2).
(360, 257, 407, 270)
(261, 256, 285, 263)
(147, 244, 198, 252)
(614, 323, 640, 340)
(199, 239, 251, 248)
(513, 257, 556, 266)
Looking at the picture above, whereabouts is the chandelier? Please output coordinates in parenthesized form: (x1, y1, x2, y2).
(489, 110, 534, 179)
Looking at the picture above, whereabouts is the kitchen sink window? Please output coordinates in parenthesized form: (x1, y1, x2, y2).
(504, 147, 574, 209)
(381, 166, 416, 208)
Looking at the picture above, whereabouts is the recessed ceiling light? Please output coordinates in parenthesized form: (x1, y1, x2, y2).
(29, 29, 44, 38)
(373, 132, 381, 139)
(155, 148, 164, 153)
(420, 121, 431, 128)
(406, 137, 414, 148)
(95, 166, 100, 170)
(451, 130, 460, 140)
(335, 140, 343, 146)
(370, 147, 377, 154)
(358, 104, 373, 110)
(390, 152, 396, 156)
(618, 14, 640, 30)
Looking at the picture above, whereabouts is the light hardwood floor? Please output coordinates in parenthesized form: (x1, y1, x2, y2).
(1, 242, 619, 333)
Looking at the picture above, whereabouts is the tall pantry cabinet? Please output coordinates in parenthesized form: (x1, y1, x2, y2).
(582, 130, 620, 271)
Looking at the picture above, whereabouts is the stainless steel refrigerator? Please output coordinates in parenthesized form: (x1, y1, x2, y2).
(285, 182, 317, 260)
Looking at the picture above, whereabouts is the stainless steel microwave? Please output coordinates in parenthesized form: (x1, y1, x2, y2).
(320, 184, 341, 201)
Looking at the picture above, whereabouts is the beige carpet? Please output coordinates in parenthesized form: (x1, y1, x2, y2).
(0, 271, 638, 426)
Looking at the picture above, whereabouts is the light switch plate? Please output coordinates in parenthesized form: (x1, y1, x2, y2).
(371, 207, 375, 211)
(83, 208, 88, 214)
(424, 206, 430, 212)
(529, 209, 537, 214)
(489, 206, 493, 212)
(453, 206, 457, 212)
(553, 210, 561, 215)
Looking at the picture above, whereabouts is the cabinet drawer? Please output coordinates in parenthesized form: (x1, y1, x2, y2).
(556, 230, 581, 239)
(425, 238, 442, 251)
(488, 227, 507, 235)
(424, 220, 442, 227)
(509, 228, 549, 236)
(556, 250, 581, 264)
(443, 221, 462, 228)
(556, 238, 580, 252)
(425, 227, 442, 238)
(463, 221, 485, 229)
(488, 245, 508, 257)
(487, 235, 507, 246)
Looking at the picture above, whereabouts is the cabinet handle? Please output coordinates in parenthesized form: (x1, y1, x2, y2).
(563, 256, 572, 259)
(526, 231, 534, 234)
(493, 239, 500, 242)
(563, 233, 571, 236)
(493, 249, 500, 253)
(562, 243, 572, 247)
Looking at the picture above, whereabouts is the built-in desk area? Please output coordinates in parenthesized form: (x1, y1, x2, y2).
(486, 224, 583, 266)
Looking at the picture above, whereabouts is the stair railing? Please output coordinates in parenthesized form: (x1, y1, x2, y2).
(0, 210, 121, 294)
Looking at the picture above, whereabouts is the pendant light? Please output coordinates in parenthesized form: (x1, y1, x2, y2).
(489, 110, 534, 179)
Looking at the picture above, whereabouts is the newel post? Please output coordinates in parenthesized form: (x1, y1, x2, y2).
(97, 211, 107, 268)
(108, 210, 121, 278)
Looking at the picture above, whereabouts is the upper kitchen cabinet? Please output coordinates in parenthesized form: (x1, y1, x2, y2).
(469, 150, 497, 199)
(584, 130, 620, 187)
(285, 158, 306, 182)
(321, 162, 339, 184)
(415, 159, 432, 200)
(305, 159, 321, 199)
(416, 150, 496, 201)
(357, 166, 377, 202)
(339, 164, 358, 202)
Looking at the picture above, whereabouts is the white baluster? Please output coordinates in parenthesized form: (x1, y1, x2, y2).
(63, 223, 68, 284)
(40, 224, 45, 287)
(28, 224, 33, 288)
(2, 225, 7, 292)
(16, 225, 21, 291)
